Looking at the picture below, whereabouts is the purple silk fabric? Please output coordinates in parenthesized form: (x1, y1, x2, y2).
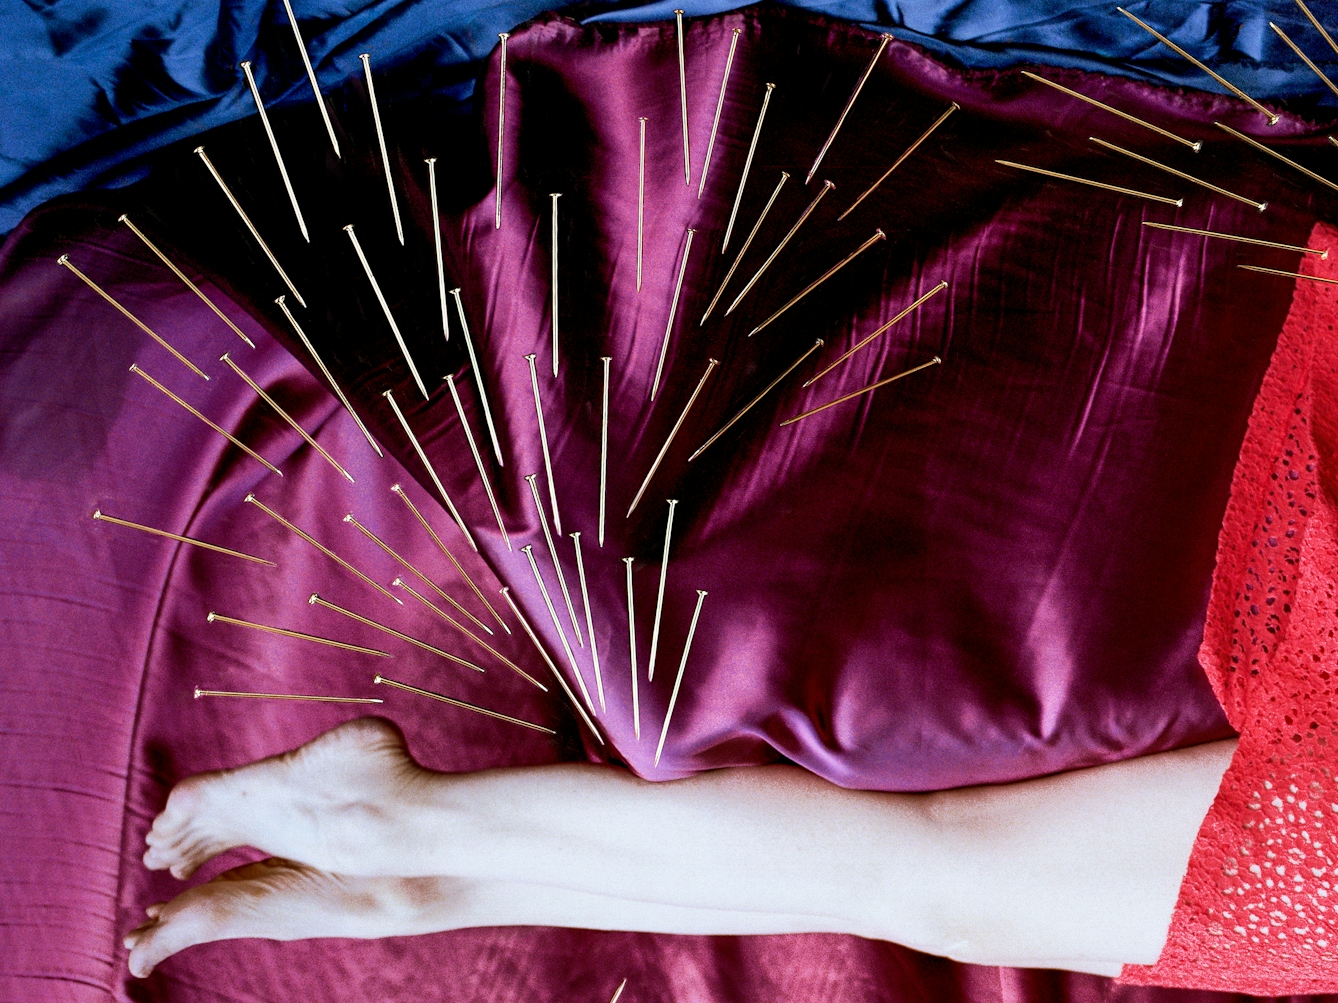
(5, 4, 1338, 1001)
(129, 4, 1333, 788)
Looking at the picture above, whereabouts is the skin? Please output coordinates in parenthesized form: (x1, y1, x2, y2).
(127, 717, 1238, 980)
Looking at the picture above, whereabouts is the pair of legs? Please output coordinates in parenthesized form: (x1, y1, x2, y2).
(127, 718, 1237, 980)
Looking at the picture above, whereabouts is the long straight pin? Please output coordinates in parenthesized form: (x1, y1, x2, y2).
(599, 356, 612, 547)
(1214, 121, 1338, 195)
(690, 338, 823, 460)
(59, 256, 208, 379)
(276, 295, 382, 456)
(279, 0, 340, 158)
(995, 159, 1183, 205)
(1239, 263, 1338, 285)
(748, 229, 886, 338)
(654, 588, 708, 766)
(1090, 136, 1266, 210)
(699, 28, 742, 198)
(1270, 21, 1338, 99)
(722, 83, 776, 252)
(392, 483, 508, 632)
(360, 54, 404, 245)
(1142, 220, 1328, 257)
(221, 351, 354, 483)
(550, 193, 561, 376)
(393, 578, 543, 689)
(1117, 8, 1279, 125)
(206, 611, 389, 656)
(93, 509, 275, 565)
(521, 544, 596, 714)
(610, 978, 629, 1003)
(117, 215, 255, 348)
(525, 353, 563, 535)
(129, 364, 280, 476)
(701, 170, 789, 324)
(781, 356, 942, 426)
(627, 361, 719, 518)
(839, 103, 958, 221)
(496, 33, 509, 230)
(646, 498, 677, 683)
(426, 158, 449, 342)
(500, 587, 604, 743)
(623, 557, 640, 738)
(381, 389, 478, 551)
(675, 10, 691, 185)
(374, 674, 552, 734)
(244, 494, 403, 605)
(525, 473, 584, 646)
(638, 118, 647, 291)
(651, 228, 696, 401)
(807, 33, 893, 184)
(804, 281, 947, 387)
(453, 289, 504, 466)
(343, 513, 492, 634)
(1296, 0, 1338, 58)
(240, 60, 309, 242)
(571, 532, 606, 711)
(194, 146, 306, 307)
(1020, 71, 1201, 151)
(344, 225, 428, 399)
(725, 180, 834, 316)
(445, 374, 511, 550)
(311, 593, 484, 672)
(197, 688, 382, 704)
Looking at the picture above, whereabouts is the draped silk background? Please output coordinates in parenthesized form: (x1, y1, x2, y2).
(6, 1, 1338, 1001)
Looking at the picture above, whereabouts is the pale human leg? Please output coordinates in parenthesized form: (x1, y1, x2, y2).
(124, 860, 1130, 978)
(142, 718, 1237, 971)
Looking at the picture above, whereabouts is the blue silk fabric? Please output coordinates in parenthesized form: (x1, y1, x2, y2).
(5, 0, 1338, 236)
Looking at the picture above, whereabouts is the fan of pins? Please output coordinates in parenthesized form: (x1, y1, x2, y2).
(75, 6, 1333, 766)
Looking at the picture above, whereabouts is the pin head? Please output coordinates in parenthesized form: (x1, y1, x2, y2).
(822, 180, 836, 190)
(275, 295, 286, 305)
(623, 557, 635, 565)
(392, 577, 404, 587)
(570, 531, 581, 540)
(524, 353, 537, 362)
(92, 509, 102, 520)
(193, 145, 205, 154)
(194, 687, 203, 699)
(244, 492, 257, 503)
(117, 213, 129, 223)
(374, 674, 385, 684)
(342, 514, 353, 523)
(57, 253, 69, 265)
(499, 32, 509, 40)
(521, 544, 534, 554)
(391, 483, 403, 493)
(308, 593, 320, 604)
(524, 472, 538, 484)
(239, 60, 251, 69)
(358, 52, 371, 63)
(766, 82, 777, 91)
(207, 611, 217, 622)
(425, 156, 437, 164)
(697, 589, 709, 597)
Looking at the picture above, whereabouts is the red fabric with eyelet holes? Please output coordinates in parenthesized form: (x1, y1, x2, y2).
(1118, 222, 1338, 993)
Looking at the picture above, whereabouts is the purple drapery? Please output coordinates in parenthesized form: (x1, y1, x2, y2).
(5, 4, 1337, 1000)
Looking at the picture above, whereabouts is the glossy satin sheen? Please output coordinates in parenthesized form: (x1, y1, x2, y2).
(120, 5, 1338, 789)
(5, 7, 1337, 1000)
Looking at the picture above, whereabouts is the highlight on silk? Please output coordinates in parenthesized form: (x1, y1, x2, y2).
(11, 0, 1338, 998)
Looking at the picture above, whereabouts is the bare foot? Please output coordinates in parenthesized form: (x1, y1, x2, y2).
(123, 858, 440, 977)
(143, 718, 430, 878)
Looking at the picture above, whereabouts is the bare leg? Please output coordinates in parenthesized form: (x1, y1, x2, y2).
(143, 718, 1237, 969)
(126, 861, 1120, 978)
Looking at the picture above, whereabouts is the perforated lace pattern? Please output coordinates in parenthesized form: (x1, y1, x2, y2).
(1118, 223, 1338, 994)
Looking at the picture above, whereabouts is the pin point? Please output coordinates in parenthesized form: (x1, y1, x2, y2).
(239, 60, 309, 241)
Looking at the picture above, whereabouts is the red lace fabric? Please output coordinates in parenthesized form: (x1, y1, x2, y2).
(1118, 222, 1338, 993)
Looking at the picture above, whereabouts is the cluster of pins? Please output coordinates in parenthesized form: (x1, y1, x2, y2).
(78, 0, 1338, 763)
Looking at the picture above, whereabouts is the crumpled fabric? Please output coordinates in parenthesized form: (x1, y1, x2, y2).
(5, 0, 1338, 236)
(1118, 222, 1338, 995)
(4, 3, 1336, 999)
